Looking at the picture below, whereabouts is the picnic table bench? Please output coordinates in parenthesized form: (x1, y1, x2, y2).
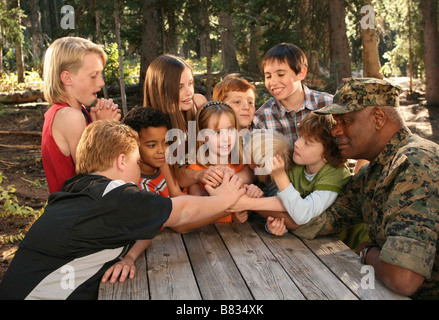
(99, 220, 409, 300)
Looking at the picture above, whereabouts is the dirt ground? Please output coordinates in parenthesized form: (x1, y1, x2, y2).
(0, 80, 438, 284)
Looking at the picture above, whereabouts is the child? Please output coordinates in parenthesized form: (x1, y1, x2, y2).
(213, 77, 256, 130)
(186, 101, 261, 226)
(42, 36, 121, 193)
(267, 113, 352, 235)
(253, 42, 333, 147)
(122, 107, 183, 197)
(227, 113, 352, 235)
(143, 54, 207, 194)
(0, 120, 245, 299)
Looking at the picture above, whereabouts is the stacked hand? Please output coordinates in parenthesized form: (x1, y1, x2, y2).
(90, 98, 122, 122)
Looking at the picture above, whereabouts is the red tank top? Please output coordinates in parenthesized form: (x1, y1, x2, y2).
(41, 104, 91, 193)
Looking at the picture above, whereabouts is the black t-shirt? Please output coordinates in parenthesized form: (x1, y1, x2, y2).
(0, 174, 172, 300)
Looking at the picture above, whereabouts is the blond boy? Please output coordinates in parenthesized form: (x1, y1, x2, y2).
(0, 120, 244, 300)
(42, 36, 121, 193)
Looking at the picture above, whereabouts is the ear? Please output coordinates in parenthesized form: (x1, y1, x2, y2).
(372, 107, 387, 130)
(115, 154, 126, 172)
(297, 66, 308, 81)
(60, 70, 73, 86)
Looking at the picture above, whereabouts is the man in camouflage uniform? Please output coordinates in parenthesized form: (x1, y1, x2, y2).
(293, 78, 439, 299)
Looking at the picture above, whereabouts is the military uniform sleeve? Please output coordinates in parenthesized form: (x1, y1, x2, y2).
(379, 156, 438, 279)
(293, 172, 365, 239)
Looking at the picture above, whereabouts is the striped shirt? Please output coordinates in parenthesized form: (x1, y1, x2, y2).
(252, 85, 333, 144)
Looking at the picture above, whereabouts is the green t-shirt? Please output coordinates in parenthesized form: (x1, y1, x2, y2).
(287, 163, 352, 197)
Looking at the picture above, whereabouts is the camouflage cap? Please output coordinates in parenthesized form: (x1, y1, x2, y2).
(315, 78, 402, 115)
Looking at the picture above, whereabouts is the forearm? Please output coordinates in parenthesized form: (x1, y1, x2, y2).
(124, 240, 151, 261)
(365, 247, 424, 296)
(167, 195, 233, 228)
(278, 184, 338, 225)
(177, 167, 202, 188)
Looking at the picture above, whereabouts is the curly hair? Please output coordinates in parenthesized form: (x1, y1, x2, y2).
(122, 107, 171, 133)
(297, 113, 346, 168)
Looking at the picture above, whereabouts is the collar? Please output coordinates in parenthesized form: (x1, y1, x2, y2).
(371, 127, 412, 166)
(271, 84, 316, 117)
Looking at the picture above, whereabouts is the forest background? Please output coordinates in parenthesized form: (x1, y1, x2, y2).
(0, 0, 438, 279)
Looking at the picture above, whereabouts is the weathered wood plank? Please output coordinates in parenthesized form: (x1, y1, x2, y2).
(302, 236, 410, 300)
(183, 224, 253, 300)
(251, 222, 358, 300)
(216, 222, 305, 300)
(147, 228, 201, 300)
(98, 251, 149, 300)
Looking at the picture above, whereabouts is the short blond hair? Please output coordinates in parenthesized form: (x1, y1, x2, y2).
(250, 130, 293, 183)
(76, 120, 139, 174)
(43, 36, 107, 105)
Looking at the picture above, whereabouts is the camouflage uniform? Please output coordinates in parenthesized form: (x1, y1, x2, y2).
(294, 78, 439, 299)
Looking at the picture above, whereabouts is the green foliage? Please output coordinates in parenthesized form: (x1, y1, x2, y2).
(186, 54, 223, 74)
(104, 43, 140, 86)
(0, 70, 43, 93)
(0, 173, 44, 244)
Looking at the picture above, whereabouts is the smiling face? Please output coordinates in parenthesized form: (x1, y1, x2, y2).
(205, 113, 237, 163)
(223, 89, 256, 129)
(179, 67, 195, 111)
(65, 52, 105, 108)
(263, 59, 306, 109)
(137, 126, 169, 175)
(331, 108, 377, 161)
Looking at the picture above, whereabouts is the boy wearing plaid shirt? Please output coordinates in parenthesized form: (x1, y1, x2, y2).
(252, 43, 333, 197)
(253, 43, 333, 143)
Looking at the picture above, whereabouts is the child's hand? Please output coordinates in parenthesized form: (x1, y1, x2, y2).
(271, 154, 285, 177)
(90, 98, 122, 122)
(245, 184, 263, 198)
(266, 216, 287, 236)
(205, 171, 245, 208)
(200, 167, 225, 188)
(232, 210, 248, 224)
(101, 255, 136, 284)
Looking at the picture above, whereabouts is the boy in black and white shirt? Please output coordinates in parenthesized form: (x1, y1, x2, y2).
(0, 120, 244, 300)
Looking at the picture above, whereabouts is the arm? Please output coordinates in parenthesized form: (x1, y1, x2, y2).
(361, 245, 424, 296)
(52, 107, 87, 164)
(178, 166, 224, 188)
(161, 164, 186, 197)
(235, 165, 256, 185)
(164, 172, 245, 231)
(101, 239, 151, 284)
(277, 185, 338, 225)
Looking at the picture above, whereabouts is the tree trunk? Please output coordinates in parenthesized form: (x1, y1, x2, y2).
(140, 0, 159, 101)
(13, 0, 25, 83)
(328, 0, 352, 87)
(248, 23, 262, 75)
(420, 0, 439, 107)
(361, 0, 383, 79)
(94, 0, 108, 99)
(202, 0, 212, 100)
(219, 11, 240, 74)
(29, 0, 43, 63)
(0, 21, 3, 76)
(114, 0, 127, 115)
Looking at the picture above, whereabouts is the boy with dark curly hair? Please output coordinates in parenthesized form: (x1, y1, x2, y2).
(122, 107, 184, 197)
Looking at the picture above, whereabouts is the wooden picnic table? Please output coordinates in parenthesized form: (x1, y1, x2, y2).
(98, 220, 409, 300)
